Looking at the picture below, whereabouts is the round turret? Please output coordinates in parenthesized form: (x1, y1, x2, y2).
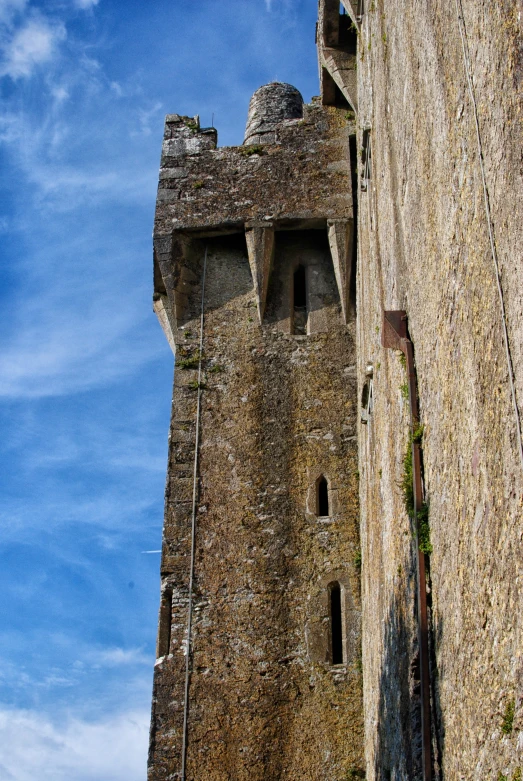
(243, 82, 304, 145)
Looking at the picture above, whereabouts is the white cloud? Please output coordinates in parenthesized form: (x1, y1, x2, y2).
(0, 288, 165, 399)
(263, 0, 300, 14)
(135, 101, 163, 137)
(50, 84, 69, 103)
(110, 79, 123, 96)
(0, 17, 66, 79)
(92, 647, 150, 667)
(74, 0, 100, 8)
(0, 0, 27, 25)
(0, 708, 149, 781)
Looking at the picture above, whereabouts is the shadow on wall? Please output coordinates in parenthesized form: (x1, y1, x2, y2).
(181, 229, 344, 333)
(200, 233, 253, 314)
(265, 229, 342, 329)
(374, 561, 444, 780)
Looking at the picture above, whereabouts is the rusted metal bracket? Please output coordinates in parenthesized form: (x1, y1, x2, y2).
(382, 310, 432, 781)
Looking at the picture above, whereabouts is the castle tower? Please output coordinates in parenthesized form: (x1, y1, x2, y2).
(149, 83, 364, 780)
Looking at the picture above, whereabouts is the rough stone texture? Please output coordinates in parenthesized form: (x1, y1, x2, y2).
(318, 0, 358, 112)
(150, 0, 523, 777)
(152, 99, 355, 362)
(153, 105, 352, 238)
(149, 92, 364, 780)
(355, 0, 523, 778)
(244, 82, 304, 145)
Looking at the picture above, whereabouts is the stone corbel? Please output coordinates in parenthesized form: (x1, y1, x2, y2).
(328, 219, 354, 324)
(320, 47, 358, 112)
(245, 224, 275, 322)
(153, 233, 201, 347)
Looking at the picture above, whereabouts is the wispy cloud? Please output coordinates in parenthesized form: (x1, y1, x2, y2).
(264, 0, 298, 13)
(0, 0, 27, 26)
(0, 296, 158, 399)
(0, 708, 149, 781)
(0, 16, 66, 79)
(0, 5, 321, 780)
(74, 0, 100, 8)
(92, 647, 150, 667)
(135, 101, 163, 137)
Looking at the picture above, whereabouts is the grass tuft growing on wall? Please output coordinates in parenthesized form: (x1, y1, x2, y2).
(501, 699, 515, 735)
(177, 352, 200, 370)
(401, 435, 432, 554)
(240, 145, 265, 157)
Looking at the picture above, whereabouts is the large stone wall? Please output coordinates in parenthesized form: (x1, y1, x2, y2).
(149, 235, 364, 780)
(149, 94, 364, 780)
(353, 0, 523, 778)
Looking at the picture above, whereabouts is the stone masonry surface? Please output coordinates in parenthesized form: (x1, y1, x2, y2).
(149, 82, 364, 780)
(354, 0, 523, 778)
(149, 0, 523, 778)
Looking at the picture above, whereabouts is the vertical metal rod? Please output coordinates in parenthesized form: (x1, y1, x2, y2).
(404, 339, 432, 781)
(181, 245, 208, 781)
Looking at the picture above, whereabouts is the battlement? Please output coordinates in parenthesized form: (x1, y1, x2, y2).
(154, 100, 352, 236)
(153, 89, 356, 351)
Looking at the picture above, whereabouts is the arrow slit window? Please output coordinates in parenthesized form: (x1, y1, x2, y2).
(329, 582, 344, 664)
(292, 265, 308, 335)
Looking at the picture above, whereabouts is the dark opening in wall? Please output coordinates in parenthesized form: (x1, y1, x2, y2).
(361, 128, 372, 191)
(330, 582, 344, 664)
(317, 475, 330, 516)
(361, 365, 374, 423)
(322, 67, 352, 108)
(361, 382, 369, 409)
(293, 265, 308, 335)
(157, 588, 172, 658)
(339, 13, 358, 53)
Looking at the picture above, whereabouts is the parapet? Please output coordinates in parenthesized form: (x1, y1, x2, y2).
(153, 83, 355, 346)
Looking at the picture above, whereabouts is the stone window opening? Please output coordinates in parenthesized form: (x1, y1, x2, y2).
(361, 365, 374, 424)
(361, 128, 372, 191)
(316, 475, 330, 516)
(157, 588, 173, 658)
(329, 582, 344, 665)
(292, 264, 308, 335)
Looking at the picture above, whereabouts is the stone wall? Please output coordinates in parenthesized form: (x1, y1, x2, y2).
(354, 0, 523, 778)
(149, 93, 364, 779)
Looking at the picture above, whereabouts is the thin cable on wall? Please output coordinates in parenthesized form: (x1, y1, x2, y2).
(181, 244, 208, 781)
(454, 0, 523, 474)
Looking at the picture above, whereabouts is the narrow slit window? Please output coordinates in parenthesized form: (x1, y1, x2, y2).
(361, 379, 373, 424)
(361, 128, 372, 191)
(317, 475, 329, 516)
(292, 265, 308, 335)
(330, 582, 344, 664)
(157, 588, 172, 658)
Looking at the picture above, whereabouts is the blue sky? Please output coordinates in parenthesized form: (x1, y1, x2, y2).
(0, 0, 319, 778)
